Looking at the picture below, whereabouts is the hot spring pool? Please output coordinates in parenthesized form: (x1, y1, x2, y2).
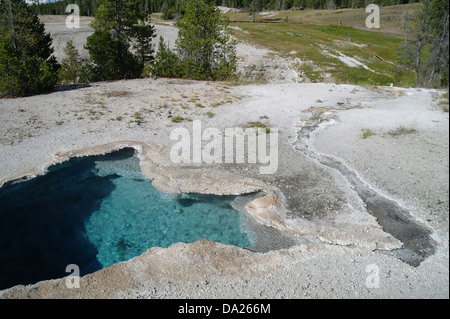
(0, 148, 255, 290)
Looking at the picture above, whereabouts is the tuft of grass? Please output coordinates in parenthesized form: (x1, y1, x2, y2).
(387, 126, 416, 137)
(210, 101, 224, 107)
(361, 128, 376, 139)
(134, 112, 143, 120)
(104, 90, 130, 98)
(244, 121, 271, 133)
(171, 115, 184, 123)
(206, 111, 215, 118)
(298, 63, 324, 83)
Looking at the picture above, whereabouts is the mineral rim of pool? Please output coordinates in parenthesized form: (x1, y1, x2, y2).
(0, 148, 255, 290)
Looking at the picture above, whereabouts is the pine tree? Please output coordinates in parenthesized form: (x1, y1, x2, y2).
(399, 0, 449, 87)
(249, 0, 263, 22)
(85, 29, 142, 81)
(0, 0, 59, 97)
(85, 0, 156, 81)
(174, 0, 236, 80)
(151, 36, 181, 77)
(424, 0, 449, 87)
(131, 16, 156, 65)
(58, 39, 91, 85)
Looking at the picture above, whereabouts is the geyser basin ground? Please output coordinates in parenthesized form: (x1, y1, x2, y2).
(0, 81, 447, 298)
(0, 148, 256, 290)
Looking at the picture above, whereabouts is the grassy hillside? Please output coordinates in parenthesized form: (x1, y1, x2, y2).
(226, 4, 418, 86)
(226, 4, 416, 33)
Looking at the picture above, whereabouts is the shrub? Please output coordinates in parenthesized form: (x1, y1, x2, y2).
(175, 0, 236, 81)
(85, 0, 156, 82)
(151, 37, 182, 78)
(0, 40, 58, 97)
(153, 0, 237, 81)
(162, 7, 174, 20)
(58, 40, 91, 85)
(0, 0, 59, 97)
(85, 30, 142, 81)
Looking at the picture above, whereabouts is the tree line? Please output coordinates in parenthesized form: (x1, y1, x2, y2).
(398, 0, 448, 87)
(1, 0, 60, 96)
(0, 0, 447, 97)
(30, 0, 420, 16)
(1, 0, 236, 97)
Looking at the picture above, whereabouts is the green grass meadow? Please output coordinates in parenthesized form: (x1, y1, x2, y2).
(226, 5, 417, 86)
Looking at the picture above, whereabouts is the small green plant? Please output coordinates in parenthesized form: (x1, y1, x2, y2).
(361, 128, 376, 139)
(210, 101, 223, 107)
(387, 126, 416, 137)
(298, 63, 324, 83)
(105, 90, 130, 98)
(206, 111, 215, 118)
(244, 121, 270, 133)
(171, 115, 184, 123)
(245, 121, 267, 128)
(133, 112, 144, 124)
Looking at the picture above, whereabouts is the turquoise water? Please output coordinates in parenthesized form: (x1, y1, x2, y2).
(0, 148, 255, 290)
(85, 150, 254, 268)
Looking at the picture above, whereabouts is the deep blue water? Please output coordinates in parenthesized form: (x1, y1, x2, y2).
(0, 148, 254, 290)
